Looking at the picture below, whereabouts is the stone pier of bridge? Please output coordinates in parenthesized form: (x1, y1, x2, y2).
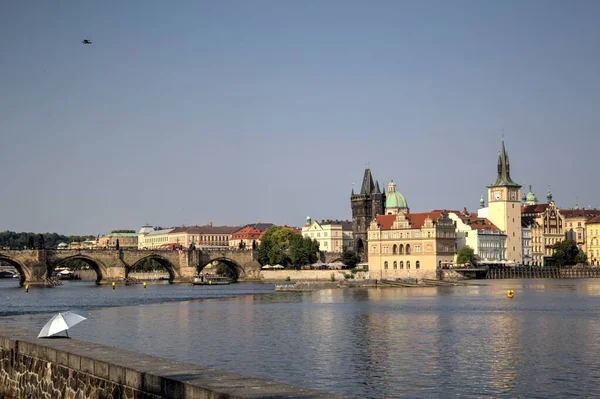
(0, 249, 261, 287)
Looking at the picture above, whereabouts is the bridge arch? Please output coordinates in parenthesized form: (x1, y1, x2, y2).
(0, 255, 28, 286)
(128, 254, 177, 282)
(52, 255, 108, 285)
(198, 257, 243, 281)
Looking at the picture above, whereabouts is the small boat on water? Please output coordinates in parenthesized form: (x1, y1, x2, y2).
(55, 269, 80, 280)
(192, 274, 231, 285)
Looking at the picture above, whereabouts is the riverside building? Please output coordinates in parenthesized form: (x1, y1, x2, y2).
(367, 179, 457, 279)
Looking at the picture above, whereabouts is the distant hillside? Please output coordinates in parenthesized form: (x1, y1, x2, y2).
(0, 231, 95, 250)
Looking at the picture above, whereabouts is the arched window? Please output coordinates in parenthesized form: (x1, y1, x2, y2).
(393, 261, 397, 269)
(399, 244, 404, 254)
(406, 261, 411, 269)
(400, 261, 404, 269)
(393, 244, 397, 254)
(416, 261, 420, 269)
(384, 261, 388, 270)
(406, 244, 411, 254)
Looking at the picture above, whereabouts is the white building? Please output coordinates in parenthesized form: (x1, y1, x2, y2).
(301, 217, 353, 253)
(449, 210, 506, 264)
(522, 224, 533, 265)
(137, 226, 175, 249)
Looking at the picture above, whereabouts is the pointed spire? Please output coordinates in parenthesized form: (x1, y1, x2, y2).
(489, 138, 520, 188)
(374, 180, 381, 194)
(360, 168, 374, 195)
(547, 185, 553, 203)
(479, 192, 485, 208)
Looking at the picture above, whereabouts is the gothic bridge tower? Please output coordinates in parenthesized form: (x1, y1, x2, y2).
(350, 168, 385, 260)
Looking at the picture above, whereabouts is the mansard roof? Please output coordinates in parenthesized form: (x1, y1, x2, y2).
(559, 209, 600, 219)
(521, 204, 550, 215)
(456, 213, 500, 231)
(321, 219, 353, 231)
(587, 215, 600, 225)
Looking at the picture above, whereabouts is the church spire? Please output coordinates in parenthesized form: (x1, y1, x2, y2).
(489, 138, 521, 188)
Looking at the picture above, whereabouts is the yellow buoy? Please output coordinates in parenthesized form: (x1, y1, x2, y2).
(112, 282, 116, 290)
(507, 289, 514, 298)
(25, 284, 29, 293)
(143, 282, 147, 289)
(209, 280, 212, 285)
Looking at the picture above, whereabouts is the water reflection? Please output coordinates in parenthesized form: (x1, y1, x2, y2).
(3, 279, 600, 398)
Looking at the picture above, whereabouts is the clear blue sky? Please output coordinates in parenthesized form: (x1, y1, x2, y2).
(1, 0, 599, 235)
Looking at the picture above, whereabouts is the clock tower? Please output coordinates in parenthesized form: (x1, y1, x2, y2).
(487, 139, 522, 264)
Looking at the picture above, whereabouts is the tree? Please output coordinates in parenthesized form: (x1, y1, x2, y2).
(115, 239, 120, 250)
(189, 242, 196, 250)
(36, 234, 45, 249)
(258, 226, 301, 266)
(553, 239, 585, 268)
(341, 248, 360, 269)
(457, 245, 475, 265)
(27, 236, 35, 249)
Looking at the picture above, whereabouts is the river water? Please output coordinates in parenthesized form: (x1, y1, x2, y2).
(2, 278, 600, 398)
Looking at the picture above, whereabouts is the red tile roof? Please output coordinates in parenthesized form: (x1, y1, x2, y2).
(231, 226, 265, 240)
(559, 209, 600, 219)
(587, 215, 600, 225)
(521, 204, 549, 214)
(457, 214, 500, 231)
(376, 211, 444, 230)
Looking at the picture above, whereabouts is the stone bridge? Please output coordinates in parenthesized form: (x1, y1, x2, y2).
(0, 249, 261, 286)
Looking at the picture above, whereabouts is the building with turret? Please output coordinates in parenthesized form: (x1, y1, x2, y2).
(350, 169, 385, 259)
(521, 188, 565, 266)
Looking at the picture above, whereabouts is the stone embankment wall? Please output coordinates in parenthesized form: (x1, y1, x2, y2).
(0, 327, 343, 399)
(260, 270, 369, 282)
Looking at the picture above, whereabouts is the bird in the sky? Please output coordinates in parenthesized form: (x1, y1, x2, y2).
(81, 39, 92, 45)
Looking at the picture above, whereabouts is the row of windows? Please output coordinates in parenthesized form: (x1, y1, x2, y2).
(378, 231, 455, 239)
(384, 260, 420, 270)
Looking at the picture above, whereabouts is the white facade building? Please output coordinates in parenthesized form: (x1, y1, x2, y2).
(449, 211, 506, 263)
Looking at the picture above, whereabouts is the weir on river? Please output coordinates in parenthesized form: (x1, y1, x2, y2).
(485, 267, 600, 279)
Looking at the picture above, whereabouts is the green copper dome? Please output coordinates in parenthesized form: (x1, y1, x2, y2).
(524, 185, 537, 203)
(385, 180, 408, 210)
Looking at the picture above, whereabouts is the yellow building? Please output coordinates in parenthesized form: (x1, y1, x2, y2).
(485, 139, 522, 264)
(585, 216, 600, 266)
(368, 210, 457, 280)
(560, 207, 600, 253)
(97, 231, 138, 248)
(138, 224, 239, 249)
(301, 217, 353, 253)
(521, 190, 565, 266)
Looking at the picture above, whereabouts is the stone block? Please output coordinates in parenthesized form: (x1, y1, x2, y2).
(41, 347, 57, 363)
(141, 373, 163, 395)
(109, 364, 125, 384)
(161, 377, 185, 398)
(56, 348, 69, 367)
(68, 353, 81, 370)
(124, 367, 142, 390)
(94, 360, 109, 380)
(80, 356, 94, 374)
